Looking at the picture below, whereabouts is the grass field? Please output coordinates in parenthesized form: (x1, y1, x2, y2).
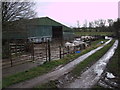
(75, 32, 114, 36)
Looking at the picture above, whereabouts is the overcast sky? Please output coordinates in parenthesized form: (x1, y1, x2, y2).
(34, 0, 119, 27)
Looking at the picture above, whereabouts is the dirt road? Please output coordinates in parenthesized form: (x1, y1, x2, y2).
(64, 40, 118, 88)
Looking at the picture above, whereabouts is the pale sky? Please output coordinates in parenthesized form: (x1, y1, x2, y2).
(34, 0, 119, 27)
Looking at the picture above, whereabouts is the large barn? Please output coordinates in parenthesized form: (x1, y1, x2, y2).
(3, 17, 74, 42)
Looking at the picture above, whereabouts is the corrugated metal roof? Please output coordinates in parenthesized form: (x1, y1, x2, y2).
(3, 17, 74, 39)
(10, 17, 73, 31)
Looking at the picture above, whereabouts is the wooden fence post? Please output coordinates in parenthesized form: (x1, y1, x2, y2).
(48, 40, 51, 62)
(80, 44, 83, 50)
(32, 42, 34, 61)
(8, 41, 13, 67)
(83, 44, 86, 49)
(15, 41, 17, 57)
(89, 41, 91, 46)
(46, 42, 48, 62)
(59, 46, 62, 59)
(74, 46, 76, 53)
(63, 48, 64, 58)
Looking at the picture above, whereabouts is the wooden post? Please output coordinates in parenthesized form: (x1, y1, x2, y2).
(83, 44, 86, 49)
(74, 46, 76, 53)
(60, 38, 63, 47)
(15, 40, 17, 56)
(63, 48, 64, 58)
(59, 46, 62, 59)
(80, 44, 83, 50)
(32, 42, 34, 61)
(8, 41, 13, 67)
(46, 42, 48, 62)
(89, 40, 91, 46)
(79, 45, 81, 51)
(48, 40, 51, 62)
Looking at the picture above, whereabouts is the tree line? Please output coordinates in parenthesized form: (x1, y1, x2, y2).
(74, 19, 116, 32)
(74, 18, 120, 38)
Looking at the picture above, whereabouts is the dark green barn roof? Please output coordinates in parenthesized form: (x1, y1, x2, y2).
(16, 17, 72, 31)
(3, 17, 74, 39)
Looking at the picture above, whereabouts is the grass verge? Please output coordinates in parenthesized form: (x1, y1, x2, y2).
(2, 39, 108, 88)
(36, 39, 115, 88)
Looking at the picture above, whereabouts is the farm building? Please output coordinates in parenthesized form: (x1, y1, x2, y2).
(3, 17, 74, 43)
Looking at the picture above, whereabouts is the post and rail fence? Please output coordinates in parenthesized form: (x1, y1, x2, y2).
(2, 39, 87, 68)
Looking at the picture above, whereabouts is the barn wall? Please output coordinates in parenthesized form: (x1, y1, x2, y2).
(63, 32, 75, 40)
(28, 25, 52, 38)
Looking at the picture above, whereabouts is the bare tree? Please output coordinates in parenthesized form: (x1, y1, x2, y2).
(107, 19, 114, 32)
(99, 19, 106, 32)
(107, 19, 113, 26)
(94, 20, 99, 32)
(82, 20, 87, 27)
(89, 22, 92, 28)
(94, 19, 106, 32)
(94, 20, 99, 27)
(94, 19, 106, 27)
(89, 22, 94, 28)
(99, 19, 106, 27)
(77, 20, 80, 28)
(2, 1, 36, 22)
(88, 22, 94, 32)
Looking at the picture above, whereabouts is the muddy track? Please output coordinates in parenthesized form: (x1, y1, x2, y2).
(64, 40, 118, 88)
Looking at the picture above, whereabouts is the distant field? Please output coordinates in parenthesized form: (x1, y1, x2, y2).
(75, 32, 114, 36)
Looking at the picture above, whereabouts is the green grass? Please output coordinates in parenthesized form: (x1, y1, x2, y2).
(2, 39, 108, 88)
(75, 32, 114, 36)
(35, 40, 114, 89)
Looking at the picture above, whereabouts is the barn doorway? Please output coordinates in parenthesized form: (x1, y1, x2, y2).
(52, 26, 63, 39)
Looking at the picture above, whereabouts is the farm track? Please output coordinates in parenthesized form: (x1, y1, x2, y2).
(64, 40, 118, 88)
(6, 39, 112, 88)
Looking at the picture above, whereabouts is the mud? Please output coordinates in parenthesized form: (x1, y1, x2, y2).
(63, 40, 118, 88)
